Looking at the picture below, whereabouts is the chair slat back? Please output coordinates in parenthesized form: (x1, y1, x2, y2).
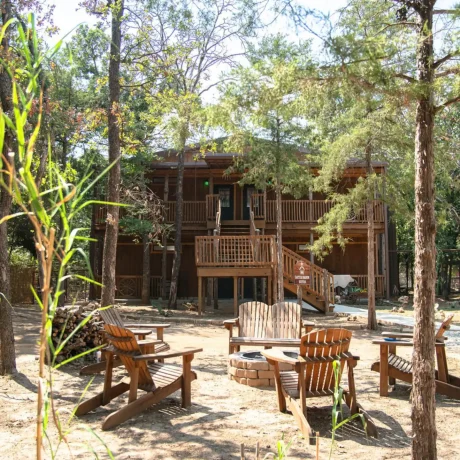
(239, 302, 270, 338)
(271, 302, 301, 339)
(300, 328, 352, 393)
(436, 314, 454, 339)
(104, 324, 153, 386)
(100, 307, 125, 327)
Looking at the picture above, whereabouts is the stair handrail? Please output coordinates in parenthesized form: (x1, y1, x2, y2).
(281, 245, 333, 301)
(215, 198, 221, 236)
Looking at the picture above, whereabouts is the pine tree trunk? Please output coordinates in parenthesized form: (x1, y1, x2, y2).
(161, 176, 169, 299)
(141, 233, 150, 305)
(276, 184, 284, 303)
(412, 3, 437, 458)
(168, 149, 185, 309)
(100, 0, 124, 308)
(366, 149, 377, 330)
(367, 199, 377, 329)
(0, 0, 16, 375)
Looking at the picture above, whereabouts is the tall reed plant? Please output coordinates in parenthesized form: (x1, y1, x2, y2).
(0, 15, 122, 459)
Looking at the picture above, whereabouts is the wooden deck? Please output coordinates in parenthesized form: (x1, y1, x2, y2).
(195, 235, 334, 315)
(94, 198, 385, 229)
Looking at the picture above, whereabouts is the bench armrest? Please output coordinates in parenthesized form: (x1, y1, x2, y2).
(124, 323, 171, 329)
(381, 332, 414, 339)
(133, 347, 203, 361)
(373, 339, 414, 346)
(262, 349, 299, 366)
(224, 319, 239, 339)
(223, 318, 238, 328)
(302, 320, 315, 334)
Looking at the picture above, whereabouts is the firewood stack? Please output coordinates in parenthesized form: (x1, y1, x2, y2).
(51, 303, 105, 362)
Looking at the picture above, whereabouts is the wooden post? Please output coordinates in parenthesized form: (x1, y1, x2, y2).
(383, 178, 391, 299)
(253, 278, 257, 301)
(161, 176, 169, 300)
(297, 285, 302, 307)
(309, 190, 314, 265)
(207, 230, 212, 307)
(241, 278, 245, 302)
(268, 275, 272, 305)
(198, 276, 203, 316)
(213, 278, 218, 309)
(233, 276, 238, 316)
(323, 269, 329, 313)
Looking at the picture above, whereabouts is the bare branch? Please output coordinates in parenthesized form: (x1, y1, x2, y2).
(435, 95, 460, 113)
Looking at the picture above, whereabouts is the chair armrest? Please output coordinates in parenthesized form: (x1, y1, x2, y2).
(381, 332, 414, 339)
(124, 323, 171, 329)
(302, 320, 315, 333)
(372, 339, 414, 346)
(262, 349, 299, 365)
(223, 319, 239, 329)
(133, 347, 203, 361)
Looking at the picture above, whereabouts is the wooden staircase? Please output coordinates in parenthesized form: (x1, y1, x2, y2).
(220, 222, 251, 235)
(282, 246, 334, 314)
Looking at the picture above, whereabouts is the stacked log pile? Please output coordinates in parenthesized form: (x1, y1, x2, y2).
(51, 303, 105, 362)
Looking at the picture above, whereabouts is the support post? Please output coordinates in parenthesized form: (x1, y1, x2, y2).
(213, 278, 218, 309)
(268, 275, 272, 306)
(253, 278, 257, 301)
(233, 276, 238, 316)
(309, 190, 314, 265)
(198, 276, 203, 316)
(161, 176, 169, 300)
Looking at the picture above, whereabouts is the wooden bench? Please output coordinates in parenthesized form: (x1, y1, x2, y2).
(224, 302, 315, 354)
(371, 314, 460, 399)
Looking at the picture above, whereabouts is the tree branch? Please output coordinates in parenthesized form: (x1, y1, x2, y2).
(433, 9, 460, 15)
(435, 95, 460, 113)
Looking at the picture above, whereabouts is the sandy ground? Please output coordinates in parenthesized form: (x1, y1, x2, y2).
(1, 305, 460, 460)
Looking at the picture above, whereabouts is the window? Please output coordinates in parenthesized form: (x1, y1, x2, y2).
(246, 187, 256, 207)
(219, 188, 230, 207)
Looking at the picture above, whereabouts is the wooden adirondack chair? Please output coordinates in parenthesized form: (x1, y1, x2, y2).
(80, 306, 171, 375)
(224, 302, 314, 354)
(371, 314, 460, 398)
(262, 328, 377, 441)
(76, 324, 202, 430)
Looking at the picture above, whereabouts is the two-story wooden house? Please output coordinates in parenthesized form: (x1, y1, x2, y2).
(91, 146, 395, 314)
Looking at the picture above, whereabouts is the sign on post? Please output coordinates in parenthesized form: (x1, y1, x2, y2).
(294, 260, 311, 286)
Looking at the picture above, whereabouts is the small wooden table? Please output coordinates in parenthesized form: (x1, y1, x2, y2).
(372, 338, 414, 396)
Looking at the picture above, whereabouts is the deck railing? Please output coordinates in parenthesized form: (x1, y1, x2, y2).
(349, 274, 385, 297)
(206, 194, 219, 221)
(164, 201, 206, 223)
(250, 193, 266, 219)
(195, 235, 275, 267)
(266, 200, 385, 223)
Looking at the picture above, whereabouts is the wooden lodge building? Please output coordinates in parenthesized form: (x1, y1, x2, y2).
(91, 146, 397, 314)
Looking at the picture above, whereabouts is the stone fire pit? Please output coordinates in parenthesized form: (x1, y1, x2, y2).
(228, 351, 296, 387)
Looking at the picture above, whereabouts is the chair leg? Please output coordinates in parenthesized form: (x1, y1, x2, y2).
(270, 361, 287, 413)
(129, 366, 139, 403)
(76, 382, 129, 416)
(182, 354, 194, 408)
(102, 382, 181, 430)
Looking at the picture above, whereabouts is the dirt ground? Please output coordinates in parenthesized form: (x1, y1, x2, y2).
(1, 305, 460, 460)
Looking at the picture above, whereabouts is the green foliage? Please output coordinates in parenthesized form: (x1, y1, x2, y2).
(213, 35, 315, 195)
(329, 360, 366, 459)
(0, 15, 116, 458)
(264, 435, 294, 459)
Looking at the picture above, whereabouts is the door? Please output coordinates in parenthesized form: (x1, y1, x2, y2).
(214, 185, 233, 220)
(242, 185, 256, 220)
